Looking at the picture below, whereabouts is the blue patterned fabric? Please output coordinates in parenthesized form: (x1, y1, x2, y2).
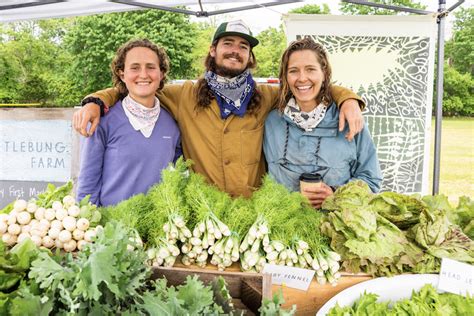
(205, 70, 255, 119)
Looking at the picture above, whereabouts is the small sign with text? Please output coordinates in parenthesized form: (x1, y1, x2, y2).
(438, 258, 473, 297)
(263, 264, 315, 291)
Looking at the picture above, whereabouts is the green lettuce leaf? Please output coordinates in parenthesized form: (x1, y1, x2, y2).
(177, 275, 216, 314)
(259, 290, 296, 316)
(36, 181, 73, 208)
(0, 270, 22, 291)
(9, 238, 42, 271)
(370, 192, 426, 229)
(8, 285, 53, 316)
(447, 196, 474, 239)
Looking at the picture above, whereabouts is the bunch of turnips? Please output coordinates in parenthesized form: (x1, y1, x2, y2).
(1, 186, 102, 252)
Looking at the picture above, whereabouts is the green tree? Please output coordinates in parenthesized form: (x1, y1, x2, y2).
(442, 7, 473, 116)
(253, 26, 286, 77)
(251, 4, 331, 78)
(64, 9, 196, 98)
(290, 3, 330, 14)
(441, 64, 474, 116)
(445, 7, 474, 75)
(0, 20, 73, 105)
(340, 0, 426, 15)
(0, 45, 21, 102)
(189, 22, 215, 77)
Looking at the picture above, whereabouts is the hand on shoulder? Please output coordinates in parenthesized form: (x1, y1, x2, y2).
(73, 103, 101, 137)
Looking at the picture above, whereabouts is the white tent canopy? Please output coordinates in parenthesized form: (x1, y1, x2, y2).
(0, 0, 302, 23)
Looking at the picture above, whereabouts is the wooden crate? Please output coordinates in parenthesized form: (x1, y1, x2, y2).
(152, 261, 371, 315)
(151, 265, 272, 315)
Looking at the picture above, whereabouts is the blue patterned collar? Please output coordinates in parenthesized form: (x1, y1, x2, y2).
(205, 70, 255, 119)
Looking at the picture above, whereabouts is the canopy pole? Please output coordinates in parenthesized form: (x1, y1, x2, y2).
(432, 0, 447, 195)
(109, 0, 303, 17)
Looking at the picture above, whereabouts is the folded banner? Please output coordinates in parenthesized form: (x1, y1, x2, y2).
(284, 14, 437, 194)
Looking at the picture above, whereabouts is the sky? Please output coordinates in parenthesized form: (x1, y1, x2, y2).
(189, 0, 473, 37)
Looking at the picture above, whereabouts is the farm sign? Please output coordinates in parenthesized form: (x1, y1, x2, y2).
(0, 108, 80, 208)
(1, 120, 71, 181)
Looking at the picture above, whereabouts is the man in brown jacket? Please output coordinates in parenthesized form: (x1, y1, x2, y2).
(73, 20, 365, 197)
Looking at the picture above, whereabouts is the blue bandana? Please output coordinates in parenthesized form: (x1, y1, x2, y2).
(205, 70, 255, 119)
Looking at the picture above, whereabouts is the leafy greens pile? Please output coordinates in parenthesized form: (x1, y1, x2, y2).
(321, 181, 474, 276)
(25, 221, 283, 315)
(321, 181, 423, 276)
(327, 284, 474, 316)
(29, 221, 150, 314)
(424, 195, 474, 239)
(0, 239, 46, 315)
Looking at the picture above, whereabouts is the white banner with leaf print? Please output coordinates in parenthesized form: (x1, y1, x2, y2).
(284, 14, 437, 194)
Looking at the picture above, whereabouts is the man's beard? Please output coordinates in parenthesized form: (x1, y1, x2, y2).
(210, 55, 247, 78)
(215, 64, 244, 78)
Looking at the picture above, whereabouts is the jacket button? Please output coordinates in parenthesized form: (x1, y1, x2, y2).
(224, 160, 231, 165)
(223, 128, 229, 134)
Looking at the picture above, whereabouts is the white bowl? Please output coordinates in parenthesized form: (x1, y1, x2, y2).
(317, 274, 440, 316)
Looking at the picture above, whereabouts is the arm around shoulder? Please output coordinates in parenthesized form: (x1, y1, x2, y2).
(330, 85, 365, 110)
(75, 87, 119, 136)
(86, 87, 120, 109)
(156, 83, 189, 120)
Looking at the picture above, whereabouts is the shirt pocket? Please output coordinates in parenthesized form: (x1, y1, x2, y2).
(241, 125, 264, 166)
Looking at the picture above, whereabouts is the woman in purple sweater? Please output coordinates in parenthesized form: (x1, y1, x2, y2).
(77, 39, 181, 206)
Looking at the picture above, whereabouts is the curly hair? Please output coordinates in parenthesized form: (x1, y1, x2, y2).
(195, 39, 262, 114)
(277, 37, 333, 112)
(111, 39, 170, 99)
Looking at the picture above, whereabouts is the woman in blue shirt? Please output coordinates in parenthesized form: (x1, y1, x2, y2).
(264, 38, 382, 209)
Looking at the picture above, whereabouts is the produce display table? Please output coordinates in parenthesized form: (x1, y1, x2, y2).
(167, 260, 372, 315)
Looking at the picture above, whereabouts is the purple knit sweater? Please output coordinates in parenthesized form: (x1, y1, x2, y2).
(76, 100, 181, 206)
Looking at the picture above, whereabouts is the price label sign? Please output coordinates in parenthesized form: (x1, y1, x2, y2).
(438, 258, 474, 297)
(263, 264, 315, 291)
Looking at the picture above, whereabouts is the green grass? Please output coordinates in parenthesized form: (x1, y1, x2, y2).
(429, 117, 474, 204)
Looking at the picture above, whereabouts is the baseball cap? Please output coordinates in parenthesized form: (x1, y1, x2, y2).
(212, 20, 259, 48)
